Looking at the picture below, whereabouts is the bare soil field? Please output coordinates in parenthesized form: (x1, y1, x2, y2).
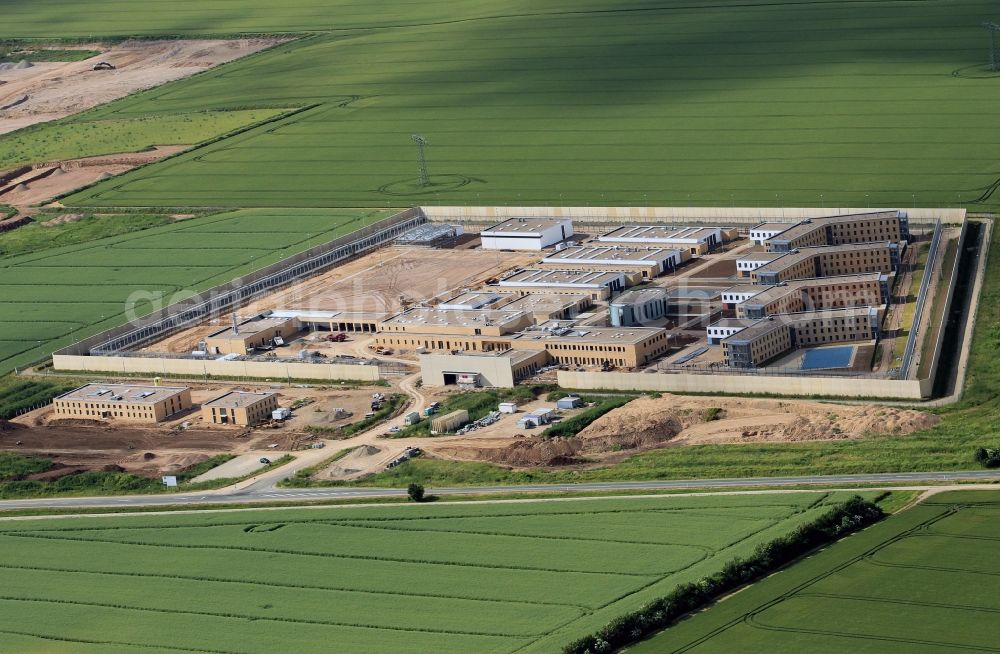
(424, 394, 939, 468)
(0, 383, 383, 477)
(0, 39, 287, 134)
(243, 246, 538, 314)
(0, 146, 187, 208)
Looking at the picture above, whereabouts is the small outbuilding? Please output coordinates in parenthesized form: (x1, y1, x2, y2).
(556, 395, 584, 409)
(498, 402, 518, 414)
(202, 391, 279, 426)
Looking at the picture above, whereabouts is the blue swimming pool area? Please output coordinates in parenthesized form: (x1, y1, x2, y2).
(800, 345, 855, 370)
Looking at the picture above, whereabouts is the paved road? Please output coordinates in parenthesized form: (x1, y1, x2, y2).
(2, 469, 999, 511)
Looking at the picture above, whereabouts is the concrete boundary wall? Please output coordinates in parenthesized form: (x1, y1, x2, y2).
(422, 206, 964, 227)
(53, 354, 381, 382)
(54, 208, 426, 358)
(919, 220, 969, 386)
(557, 370, 926, 400)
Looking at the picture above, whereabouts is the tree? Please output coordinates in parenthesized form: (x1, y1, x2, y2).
(407, 483, 425, 502)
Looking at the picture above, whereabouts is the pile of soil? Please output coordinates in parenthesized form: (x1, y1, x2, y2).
(461, 438, 584, 467)
(576, 397, 686, 450)
(578, 395, 940, 447)
(430, 394, 941, 469)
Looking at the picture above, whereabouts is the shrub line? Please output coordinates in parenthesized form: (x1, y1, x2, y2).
(562, 495, 886, 653)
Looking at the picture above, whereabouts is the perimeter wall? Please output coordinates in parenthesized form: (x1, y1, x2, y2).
(423, 206, 965, 227)
(557, 370, 926, 400)
(52, 354, 381, 382)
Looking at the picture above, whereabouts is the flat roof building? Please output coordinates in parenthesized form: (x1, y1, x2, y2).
(419, 349, 550, 388)
(541, 245, 689, 278)
(480, 217, 573, 251)
(721, 284, 768, 305)
(268, 309, 387, 334)
(598, 225, 727, 255)
(378, 307, 533, 337)
(201, 391, 279, 426)
(499, 293, 591, 321)
(736, 251, 786, 276)
(707, 318, 758, 344)
(509, 324, 671, 368)
(205, 315, 298, 355)
(53, 383, 192, 423)
(749, 222, 797, 245)
(609, 287, 669, 327)
(496, 269, 629, 300)
(437, 291, 505, 311)
(764, 211, 908, 252)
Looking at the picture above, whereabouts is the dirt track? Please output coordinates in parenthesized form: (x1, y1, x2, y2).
(0, 39, 287, 135)
(0, 146, 188, 209)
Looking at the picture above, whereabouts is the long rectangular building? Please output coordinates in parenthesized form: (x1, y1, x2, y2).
(749, 242, 901, 285)
(496, 269, 630, 300)
(763, 211, 908, 252)
(731, 272, 894, 319)
(721, 306, 883, 368)
(53, 383, 192, 423)
(480, 217, 573, 250)
(378, 307, 533, 338)
(377, 321, 670, 369)
(598, 225, 731, 255)
(508, 325, 671, 368)
(540, 245, 688, 278)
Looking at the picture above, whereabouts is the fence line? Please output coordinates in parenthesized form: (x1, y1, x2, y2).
(897, 219, 942, 379)
(62, 209, 425, 357)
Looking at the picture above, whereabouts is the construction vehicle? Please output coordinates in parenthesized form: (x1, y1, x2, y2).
(325, 333, 348, 342)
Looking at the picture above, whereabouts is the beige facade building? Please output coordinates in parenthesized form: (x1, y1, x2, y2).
(508, 325, 671, 368)
(52, 384, 192, 423)
(764, 211, 908, 252)
(721, 306, 883, 368)
(205, 316, 298, 355)
(750, 242, 901, 284)
(201, 391, 279, 426)
(732, 272, 894, 319)
(378, 307, 533, 337)
(419, 350, 550, 387)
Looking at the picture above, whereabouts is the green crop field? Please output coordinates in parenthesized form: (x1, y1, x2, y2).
(630, 490, 1000, 653)
(0, 109, 285, 170)
(0, 0, 996, 210)
(0, 208, 387, 375)
(0, 491, 877, 653)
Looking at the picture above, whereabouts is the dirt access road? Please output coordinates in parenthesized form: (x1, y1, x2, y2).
(224, 372, 429, 492)
(0, 39, 287, 134)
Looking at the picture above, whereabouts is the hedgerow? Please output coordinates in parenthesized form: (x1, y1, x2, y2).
(562, 496, 885, 654)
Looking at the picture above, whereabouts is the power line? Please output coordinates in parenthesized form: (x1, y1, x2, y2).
(411, 134, 429, 187)
(985, 22, 1000, 72)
